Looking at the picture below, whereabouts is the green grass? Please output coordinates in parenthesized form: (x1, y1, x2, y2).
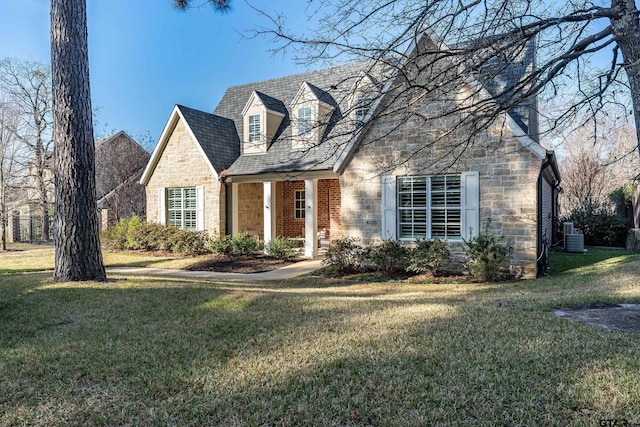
(1, 247, 640, 425)
(0, 243, 204, 274)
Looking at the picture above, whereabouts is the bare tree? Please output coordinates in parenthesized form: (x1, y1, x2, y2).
(560, 114, 637, 215)
(242, 0, 640, 162)
(0, 100, 24, 251)
(0, 59, 54, 241)
(49, 0, 231, 281)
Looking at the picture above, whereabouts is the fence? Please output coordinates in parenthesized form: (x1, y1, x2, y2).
(10, 215, 54, 243)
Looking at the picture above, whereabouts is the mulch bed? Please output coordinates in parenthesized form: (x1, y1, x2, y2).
(185, 254, 298, 274)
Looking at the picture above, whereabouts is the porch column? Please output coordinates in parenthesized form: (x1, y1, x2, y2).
(231, 182, 239, 236)
(304, 179, 318, 257)
(263, 181, 277, 252)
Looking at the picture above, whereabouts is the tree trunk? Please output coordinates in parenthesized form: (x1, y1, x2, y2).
(51, 0, 106, 282)
(611, 0, 640, 157)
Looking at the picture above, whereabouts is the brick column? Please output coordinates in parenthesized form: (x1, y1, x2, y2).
(231, 182, 239, 236)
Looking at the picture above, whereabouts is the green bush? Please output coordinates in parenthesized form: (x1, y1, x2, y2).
(564, 202, 627, 247)
(407, 239, 450, 275)
(322, 237, 364, 273)
(169, 230, 210, 255)
(124, 216, 145, 250)
(210, 233, 234, 254)
(463, 219, 508, 282)
(267, 236, 297, 260)
(366, 240, 410, 273)
(100, 217, 129, 249)
(231, 231, 262, 255)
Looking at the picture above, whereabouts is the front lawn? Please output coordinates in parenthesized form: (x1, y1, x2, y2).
(1, 247, 639, 425)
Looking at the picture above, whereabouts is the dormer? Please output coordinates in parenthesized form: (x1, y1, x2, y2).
(349, 72, 379, 129)
(241, 91, 286, 154)
(291, 82, 336, 151)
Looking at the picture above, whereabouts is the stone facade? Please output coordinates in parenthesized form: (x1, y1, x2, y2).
(237, 182, 263, 237)
(341, 113, 542, 278)
(145, 119, 226, 234)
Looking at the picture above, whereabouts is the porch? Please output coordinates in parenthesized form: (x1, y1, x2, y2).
(229, 176, 341, 257)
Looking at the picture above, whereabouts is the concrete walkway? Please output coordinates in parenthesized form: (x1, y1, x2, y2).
(106, 258, 324, 281)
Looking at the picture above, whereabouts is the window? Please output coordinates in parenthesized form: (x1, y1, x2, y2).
(398, 175, 461, 240)
(167, 187, 197, 230)
(297, 106, 312, 137)
(354, 98, 369, 127)
(295, 190, 305, 219)
(248, 114, 261, 143)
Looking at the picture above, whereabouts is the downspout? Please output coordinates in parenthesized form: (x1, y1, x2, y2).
(537, 153, 553, 277)
(220, 174, 231, 236)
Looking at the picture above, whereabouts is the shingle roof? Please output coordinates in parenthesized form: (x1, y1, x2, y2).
(214, 62, 372, 176)
(254, 91, 288, 116)
(177, 105, 240, 174)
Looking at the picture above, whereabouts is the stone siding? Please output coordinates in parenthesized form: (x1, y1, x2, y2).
(237, 182, 263, 237)
(145, 119, 225, 234)
(342, 114, 542, 278)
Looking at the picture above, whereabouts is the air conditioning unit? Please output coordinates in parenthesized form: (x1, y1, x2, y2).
(563, 222, 575, 236)
(563, 222, 584, 253)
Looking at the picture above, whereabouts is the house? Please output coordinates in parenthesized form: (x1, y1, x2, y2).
(95, 131, 150, 230)
(141, 33, 561, 278)
(9, 131, 149, 241)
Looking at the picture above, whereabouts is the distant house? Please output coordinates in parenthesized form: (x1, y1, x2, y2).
(141, 32, 561, 278)
(95, 131, 150, 230)
(9, 131, 149, 242)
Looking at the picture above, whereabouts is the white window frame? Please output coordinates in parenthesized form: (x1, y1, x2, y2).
(248, 114, 261, 143)
(167, 187, 197, 230)
(294, 189, 305, 219)
(397, 175, 462, 241)
(297, 106, 313, 137)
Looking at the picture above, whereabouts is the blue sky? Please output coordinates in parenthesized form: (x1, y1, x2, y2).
(0, 0, 313, 148)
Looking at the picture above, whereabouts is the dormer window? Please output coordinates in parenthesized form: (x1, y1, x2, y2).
(297, 106, 313, 137)
(241, 91, 286, 154)
(354, 98, 370, 127)
(248, 114, 261, 143)
(291, 82, 336, 151)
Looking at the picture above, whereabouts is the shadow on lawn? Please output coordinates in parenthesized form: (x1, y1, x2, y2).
(2, 270, 640, 425)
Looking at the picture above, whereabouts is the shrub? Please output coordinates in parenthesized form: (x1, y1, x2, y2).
(168, 230, 210, 255)
(210, 233, 234, 254)
(463, 219, 508, 282)
(366, 239, 410, 273)
(267, 236, 297, 260)
(322, 237, 365, 273)
(564, 201, 627, 247)
(125, 222, 177, 251)
(124, 215, 145, 249)
(407, 239, 450, 275)
(231, 230, 262, 255)
(101, 217, 129, 249)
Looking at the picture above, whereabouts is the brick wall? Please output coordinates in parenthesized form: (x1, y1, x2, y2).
(145, 118, 225, 234)
(279, 179, 341, 239)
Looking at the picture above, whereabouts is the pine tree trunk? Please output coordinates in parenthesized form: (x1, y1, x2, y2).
(51, 0, 106, 282)
(611, 0, 640, 156)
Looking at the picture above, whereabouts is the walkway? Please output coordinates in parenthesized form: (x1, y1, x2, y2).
(106, 258, 324, 281)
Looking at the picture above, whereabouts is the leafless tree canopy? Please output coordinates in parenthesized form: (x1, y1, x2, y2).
(242, 0, 640, 159)
(0, 58, 54, 241)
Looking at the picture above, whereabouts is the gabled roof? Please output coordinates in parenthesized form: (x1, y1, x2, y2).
(254, 91, 288, 116)
(140, 105, 239, 184)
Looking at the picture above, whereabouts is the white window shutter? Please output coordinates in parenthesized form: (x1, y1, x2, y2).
(381, 175, 397, 240)
(196, 185, 205, 231)
(461, 171, 479, 240)
(157, 187, 166, 225)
